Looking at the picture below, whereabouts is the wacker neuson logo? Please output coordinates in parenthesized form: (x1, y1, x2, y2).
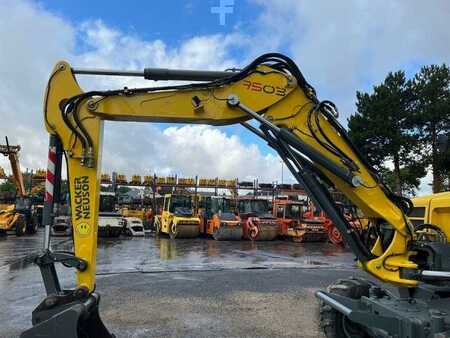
(74, 176, 90, 220)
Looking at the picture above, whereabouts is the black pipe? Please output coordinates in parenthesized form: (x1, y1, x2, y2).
(72, 67, 234, 81)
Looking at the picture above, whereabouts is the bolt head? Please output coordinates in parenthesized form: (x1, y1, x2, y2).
(227, 94, 240, 107)
(87, 100, 97, 111)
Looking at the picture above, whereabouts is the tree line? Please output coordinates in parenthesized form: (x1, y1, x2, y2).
(348, 64, 450, 196)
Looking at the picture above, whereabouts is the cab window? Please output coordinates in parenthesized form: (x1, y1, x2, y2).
(163, 197, 170, 211)
(408, 206, 425, 218)
(276, 205, 284, 218)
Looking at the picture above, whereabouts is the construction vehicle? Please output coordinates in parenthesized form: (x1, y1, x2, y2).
(120, 207, 146, 236)
(115, 174, 127, 185)
(129, 175, 142, 186)
(0, 137, 38, 236)
(154, 194, 200, 239)
(303, 201, 365, 245)
(23, 53, 450, 337)
(273, 199, 328, 242)
(199, 196, 242, 240)
(120, 206, 145, 220)
(122, 217, 145, 236)
(51, 215, 72, 236)
(237, 197, 279, 241)
(98, 192, 123, 237)
(409, 192, 450, 241)
(100, 174, 111, 184)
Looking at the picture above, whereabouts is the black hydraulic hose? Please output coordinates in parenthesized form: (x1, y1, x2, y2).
(61, 99, 86, 150)
(260, 126, 372, 261)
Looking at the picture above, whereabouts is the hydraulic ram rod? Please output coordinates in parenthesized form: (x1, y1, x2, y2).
(72, 67, 235, 81)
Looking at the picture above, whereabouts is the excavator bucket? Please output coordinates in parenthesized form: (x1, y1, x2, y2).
(212, 226, 243, 241)
(21, 293, 114, 338)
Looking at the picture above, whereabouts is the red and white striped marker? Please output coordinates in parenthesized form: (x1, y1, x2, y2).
(45, 146, 56, 203)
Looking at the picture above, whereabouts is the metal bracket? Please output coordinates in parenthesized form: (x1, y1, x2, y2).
(34, 250, 87, 296)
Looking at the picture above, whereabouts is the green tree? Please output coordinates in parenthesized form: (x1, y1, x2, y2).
(410, 64, 450, 193)
(0, 180, 15, 193)
(348, 71, 425, 195)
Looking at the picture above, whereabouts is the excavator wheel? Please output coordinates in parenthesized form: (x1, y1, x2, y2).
(27, 217, 39, 234)
(319, 278, 371, 338)
(15, 215, 26, 237)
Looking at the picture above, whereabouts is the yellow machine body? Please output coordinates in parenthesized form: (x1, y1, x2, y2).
(156, 194, 200, 239)
(120, 207, 145, 220)
(410, 192, 450, 239)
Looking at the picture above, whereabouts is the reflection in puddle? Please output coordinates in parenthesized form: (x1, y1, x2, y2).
(1, 230, 355, 277)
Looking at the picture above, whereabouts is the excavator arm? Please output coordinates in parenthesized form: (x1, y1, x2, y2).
(0, 137, 26, 197)
(23, 53, 450, 338)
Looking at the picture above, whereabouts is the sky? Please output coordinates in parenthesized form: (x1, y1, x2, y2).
(0, 0, 449, 193)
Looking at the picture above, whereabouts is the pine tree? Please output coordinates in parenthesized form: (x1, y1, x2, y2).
(411, 64, 450, 193)
(348, 71, 425, 195)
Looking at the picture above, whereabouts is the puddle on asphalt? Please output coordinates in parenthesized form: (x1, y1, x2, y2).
(0, 231, 356, 276)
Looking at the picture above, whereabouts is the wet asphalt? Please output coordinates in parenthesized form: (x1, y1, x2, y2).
(0, 230, 365, 338)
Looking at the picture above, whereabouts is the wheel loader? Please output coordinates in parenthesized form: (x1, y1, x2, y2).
(21, 53, 450, 338)
(199, 195, 242, 240)
(154, 194, 200, 239)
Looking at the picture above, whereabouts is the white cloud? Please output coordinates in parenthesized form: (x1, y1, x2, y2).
(0, 0, 448, 193)
(0, 0, 280, 184)
(101, 123, 280, 182)
(254, 0, 450, 115)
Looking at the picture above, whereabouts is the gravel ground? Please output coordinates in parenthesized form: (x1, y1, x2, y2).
(0, 230, 364, 337)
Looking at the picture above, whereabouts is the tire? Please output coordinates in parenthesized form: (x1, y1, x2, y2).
(27, 217, 39, 235)
(319, 278, 371, 338)
(14, 215, 26, 237)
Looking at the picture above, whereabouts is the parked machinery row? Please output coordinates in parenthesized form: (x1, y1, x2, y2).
(99, 172, 303, 193)
(151, 193, 356, 242)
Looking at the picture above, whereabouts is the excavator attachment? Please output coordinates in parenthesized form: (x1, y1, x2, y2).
(20, 136, 114, 337)
(21, 292, 113, 338)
